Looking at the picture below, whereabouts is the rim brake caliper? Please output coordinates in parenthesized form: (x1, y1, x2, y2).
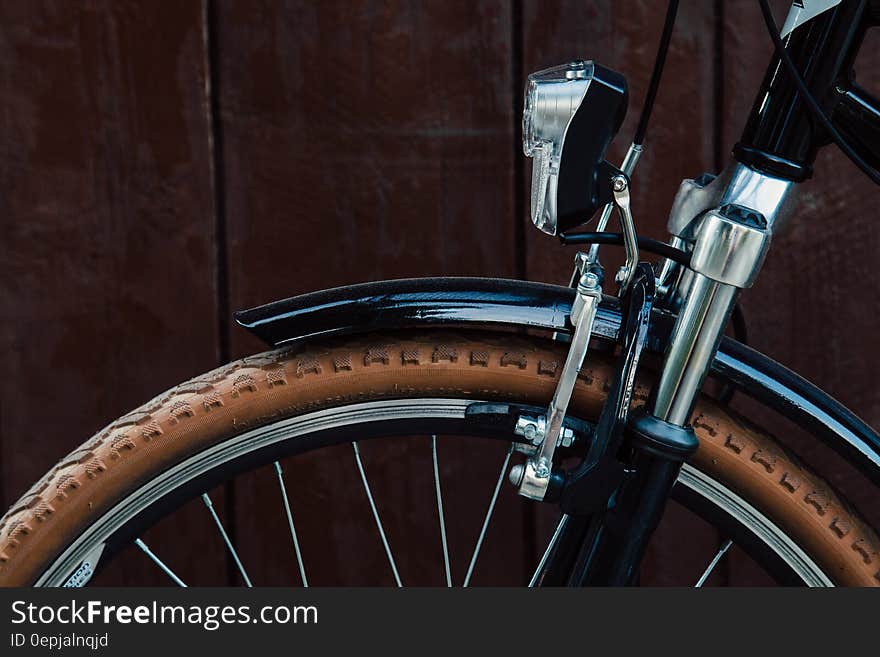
(512, 263, 603, 501)
(511, 175, 640, 502)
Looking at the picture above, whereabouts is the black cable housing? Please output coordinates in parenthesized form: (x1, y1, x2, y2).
(633, 0, 680, 146)
(559, 231, 692, 268)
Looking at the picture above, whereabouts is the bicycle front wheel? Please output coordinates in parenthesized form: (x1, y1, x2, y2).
(1, 330, 878, 586)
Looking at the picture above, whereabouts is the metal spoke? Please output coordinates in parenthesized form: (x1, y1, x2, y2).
(273, 461, 308, 587)
(528, 514, 570, 587)
(135, 538, 187, 587)
(695, 538, 733, 587)
(431, 435, 453, 587)
(463, 444, 514, 587)
(353, 441, 403, 587)
(202, 492, 253, 587)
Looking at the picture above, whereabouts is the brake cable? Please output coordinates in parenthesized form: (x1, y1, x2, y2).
(567, 0, 758, 407)
(633, 0, 680, 146)
(560, 230, 691, 267)
(583, 0, 680, 270)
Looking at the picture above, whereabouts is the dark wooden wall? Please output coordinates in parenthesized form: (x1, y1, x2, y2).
(1, 0, 878, 585)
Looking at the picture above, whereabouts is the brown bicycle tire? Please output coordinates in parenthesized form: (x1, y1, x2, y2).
(0, 330, 878, 586)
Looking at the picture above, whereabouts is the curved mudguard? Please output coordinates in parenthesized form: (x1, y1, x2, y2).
(235, 277, 880, 484)
(235, 277, 621, 346)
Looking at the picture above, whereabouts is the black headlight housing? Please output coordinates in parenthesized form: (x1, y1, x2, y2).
(523, 61, 628, 235)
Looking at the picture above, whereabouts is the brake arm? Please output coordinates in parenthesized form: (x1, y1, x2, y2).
(514, 267, 604, 501)
(560, 261, 656, 515)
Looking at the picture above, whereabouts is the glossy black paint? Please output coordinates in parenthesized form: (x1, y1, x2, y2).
(560, 264, 676, 586)
(735, 0, 876, 180)
(561, 263, 657, 517)
(832, 83, 880, 170)
(556, 63, 628, 233)
(235, 277, 880, 485)
(714, 337, 880, 483)
(234, 277, 625, 344)
(535, 264, 658, 586)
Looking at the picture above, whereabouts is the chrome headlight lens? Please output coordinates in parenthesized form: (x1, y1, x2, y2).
(523, 61, 594, 235)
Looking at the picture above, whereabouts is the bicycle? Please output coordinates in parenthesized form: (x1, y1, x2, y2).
(2, 0, 879, 587)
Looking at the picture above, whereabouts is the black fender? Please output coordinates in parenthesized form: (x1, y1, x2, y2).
(235, 277, 622, 345)
(235, 277, 880, 484)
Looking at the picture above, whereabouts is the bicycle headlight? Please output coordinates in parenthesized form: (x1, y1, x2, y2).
(522, 60, 628, 236)
(523, 61, 594, 234)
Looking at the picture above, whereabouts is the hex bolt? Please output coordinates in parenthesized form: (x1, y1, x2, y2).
(579, 271, 600, 291)
(612, 175, 628, 192)
(560, 428, 574, 447)
(535, 457, 551, 478)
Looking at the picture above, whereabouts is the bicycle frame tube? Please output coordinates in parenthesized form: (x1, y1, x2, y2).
(655, 0, 879, 433)
(736, 0, 880, 180)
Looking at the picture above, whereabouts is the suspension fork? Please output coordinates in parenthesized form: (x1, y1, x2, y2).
(540, 162, 794, 586)
(654, 162, 794, 423)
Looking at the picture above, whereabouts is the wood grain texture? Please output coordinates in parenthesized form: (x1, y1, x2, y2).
(216, 0, 517, 317)
(0, 0, 877, 586)
(213, 0, 526, 585)
(0, 0, 223, 584)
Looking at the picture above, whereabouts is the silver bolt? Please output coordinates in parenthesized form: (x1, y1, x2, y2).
(612, 175, 627, 192)
(580, 271, 600, 290)
(565, 60, 588, 79)
(615, 266, 627, 284)
(508, 463, 525, 487)
(535, 457, 551, 478)
(515, 416, 546, 445)
(560, 428, 574, 447)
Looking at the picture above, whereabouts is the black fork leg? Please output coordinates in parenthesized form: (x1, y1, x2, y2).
(530, 514, 591, 586)
(565, 418, 697, 586)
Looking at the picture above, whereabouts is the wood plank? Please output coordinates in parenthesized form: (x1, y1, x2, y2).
(216, 0, 524, 584)
(0, 0, 222, 585)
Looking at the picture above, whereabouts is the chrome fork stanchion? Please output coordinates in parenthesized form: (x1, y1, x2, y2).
(652, 274, 739, 424)
(653, 164, 792, 425)
(557, 165, 793, 585)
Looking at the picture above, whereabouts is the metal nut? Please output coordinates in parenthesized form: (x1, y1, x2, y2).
(515, 415, 546, 445)
(534, 457, 551, 478)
